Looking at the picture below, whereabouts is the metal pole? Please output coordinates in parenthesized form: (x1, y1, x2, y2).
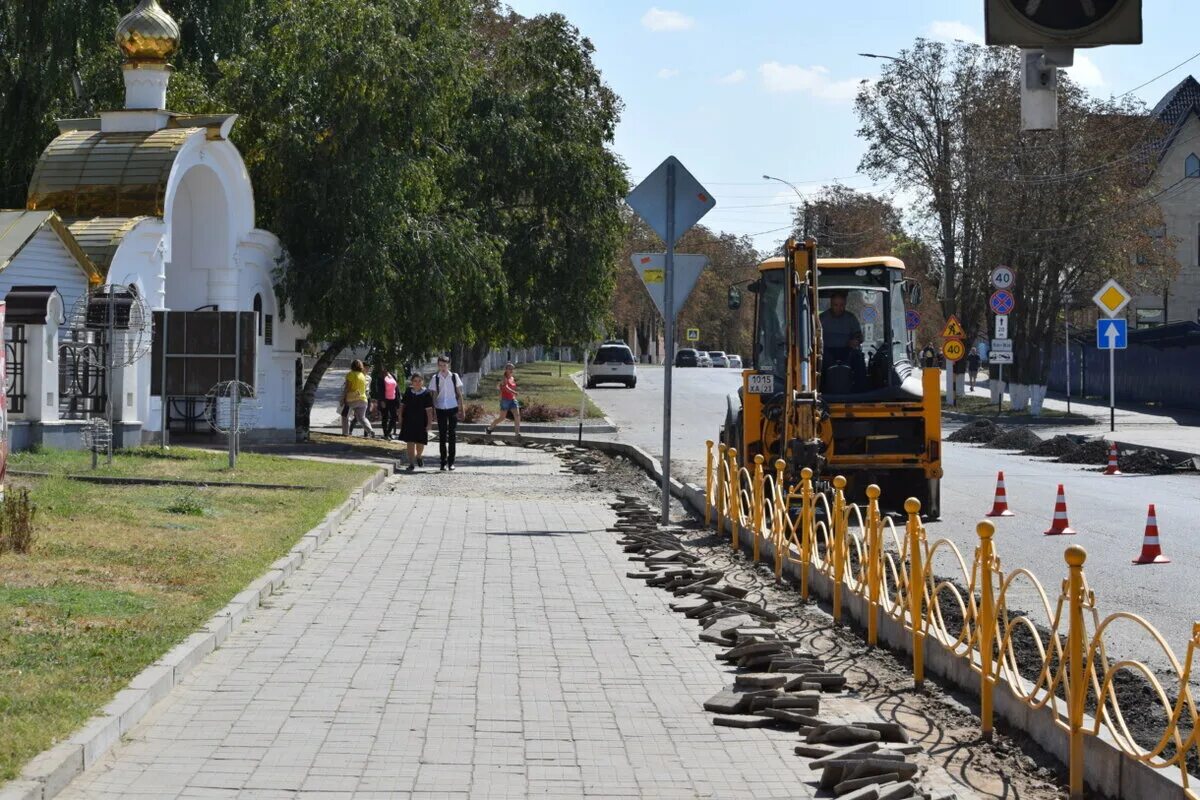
(997, 364, 1002, 413)
(578, 349, 586, 445)
(661, 162, 676, 525)
(160, 312, 169, 449)
(1109, 345, 1115, 433)
(106, 290, 115, 466)
(1065, 302, 1071, 414)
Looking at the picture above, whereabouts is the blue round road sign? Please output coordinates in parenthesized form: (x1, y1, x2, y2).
(905, 309, 921, 331)
(989, 289, 1015, 316)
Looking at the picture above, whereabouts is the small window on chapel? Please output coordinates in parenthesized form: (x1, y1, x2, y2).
(1187, 153, 1200, 178)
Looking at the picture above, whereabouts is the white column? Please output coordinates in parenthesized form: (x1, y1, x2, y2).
(122, 64, 172, 110)
(23, 323, 60, 422)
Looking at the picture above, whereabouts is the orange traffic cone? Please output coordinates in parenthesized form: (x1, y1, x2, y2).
(1043, 484, 1076, 535)
(1132, 504, 1170, 565)
(1103, 442, 1122, 476)
(986, 471, 1015, 517)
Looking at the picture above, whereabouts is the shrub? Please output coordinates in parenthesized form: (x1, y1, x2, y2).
(165, 488, 208, 516)
(462, 403, 487, 423)
(519, 402, 576, 422)
(0, 488, 36, 554)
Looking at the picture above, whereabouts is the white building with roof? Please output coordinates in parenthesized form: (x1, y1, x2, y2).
(2, 0, 303, 447)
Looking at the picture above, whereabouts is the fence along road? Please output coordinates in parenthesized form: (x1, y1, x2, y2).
(704, 443, 1200, 800)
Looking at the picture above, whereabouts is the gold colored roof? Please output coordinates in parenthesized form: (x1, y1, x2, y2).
(66, 217, 150, 277)
(0, 210, 103, 285)
(27, 127, 200, 218)
(116, 0, 181, 64)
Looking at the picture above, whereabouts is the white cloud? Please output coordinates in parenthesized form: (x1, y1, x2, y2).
(927, 20, 984, 45)
(1064, 53, 1105, 90)
(758, 62, 864, 102)
(641, 7, 694, 32)
(656, 67, 680, 79)
(717, 68, 747, 85)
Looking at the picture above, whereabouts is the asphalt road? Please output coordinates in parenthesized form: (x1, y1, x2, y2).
(586, 364, 742, 488)
(587, 365, 1200, 675)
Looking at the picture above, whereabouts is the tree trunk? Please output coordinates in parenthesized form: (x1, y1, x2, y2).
(295, 340, 346, 441)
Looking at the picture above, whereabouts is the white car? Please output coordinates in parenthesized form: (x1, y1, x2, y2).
(697, 351, 713, 367)
(587, 342, 637, 388)
(727, 355, 743, 369)
(709, 351, 729, 368)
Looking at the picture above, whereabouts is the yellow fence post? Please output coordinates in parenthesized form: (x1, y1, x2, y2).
(705, 440, 714, 526)
(800, 468, 814, 600)
(905, 498, 925, 688)
(832, 475, 847, 624)
(728, 449, 740, 552)
(1065, 545, 1088, 800)
(865, 485, 882, 647)
(716, 443, 727, 539)
(978, 520, 997, 740)
(752, 455, 764, 563)
(773, 459, 786, 580)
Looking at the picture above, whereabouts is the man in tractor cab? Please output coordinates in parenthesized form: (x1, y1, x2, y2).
(820, 290, 866, 393)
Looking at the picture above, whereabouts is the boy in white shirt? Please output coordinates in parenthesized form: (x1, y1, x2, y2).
(430, 355, 465, 471)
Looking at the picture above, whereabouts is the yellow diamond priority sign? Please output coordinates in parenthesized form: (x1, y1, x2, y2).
(941, 315, 966, 339)
(1092, 278, 1131, 318)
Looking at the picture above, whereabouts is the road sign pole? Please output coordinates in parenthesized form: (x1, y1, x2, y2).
(661, 162, 676, 525)
(997, 364, 1002, 413)
(1109, 345, 1115, 433)
(1065, 307, 1071, 415)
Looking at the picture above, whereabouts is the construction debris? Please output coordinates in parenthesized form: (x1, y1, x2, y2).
(946, 419, 1000, 443)
(984, 427, 1042, 451)
(605, 490, 940, 800)
(1024, 434, 1081, 458)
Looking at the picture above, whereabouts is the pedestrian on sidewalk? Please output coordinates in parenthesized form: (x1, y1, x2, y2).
(967, 348, 981, 390)
(380, 366, 400, 440)
(485, 362, 521, 437)
(430, 355, 465, 471)
(341, 360, 376, 438)
(399, 373, 435, 471)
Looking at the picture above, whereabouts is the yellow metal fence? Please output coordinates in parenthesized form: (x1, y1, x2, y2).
(703, 441, 1200, 800)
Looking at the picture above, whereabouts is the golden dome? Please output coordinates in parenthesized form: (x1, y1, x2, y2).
(115, 0, 181, 64)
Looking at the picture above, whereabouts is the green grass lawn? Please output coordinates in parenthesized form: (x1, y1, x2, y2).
(468, 361, 603, 419)
(0, 447, 375, 782)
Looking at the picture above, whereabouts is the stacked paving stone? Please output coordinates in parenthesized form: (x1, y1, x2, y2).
(608, 493, 957, 800)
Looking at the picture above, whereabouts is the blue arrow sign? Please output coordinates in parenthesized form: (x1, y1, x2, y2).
(1097, 318, 1127, 350)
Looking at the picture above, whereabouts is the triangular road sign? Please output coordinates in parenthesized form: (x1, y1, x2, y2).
(941, 315, 966, 339)
(626, 156, 716, 247)
(632, 253, 709, 321)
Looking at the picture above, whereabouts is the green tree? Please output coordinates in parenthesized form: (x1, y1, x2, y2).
(456, 8, 627, 368)
(219, 0, 502, 430)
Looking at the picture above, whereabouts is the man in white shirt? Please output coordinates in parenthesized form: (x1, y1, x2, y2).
(430, 355, 465, 471)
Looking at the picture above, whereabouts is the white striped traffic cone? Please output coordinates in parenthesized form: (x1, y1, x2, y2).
(1132, 504, 1170, 565)
(1043, 484, 1076, 536)
(986, 471, 1015, 517)
(1103, 442, 1122, 476)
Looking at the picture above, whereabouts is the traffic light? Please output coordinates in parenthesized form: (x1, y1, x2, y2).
(985, 0, 1142, 47)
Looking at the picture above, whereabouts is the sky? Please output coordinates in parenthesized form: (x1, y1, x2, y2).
(504, 0, 1200, 253)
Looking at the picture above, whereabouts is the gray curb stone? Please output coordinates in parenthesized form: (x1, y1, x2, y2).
(4, 465, 389, 800)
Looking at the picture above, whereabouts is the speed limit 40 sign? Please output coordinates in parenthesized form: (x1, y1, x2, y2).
(991, 266, 1015, 290)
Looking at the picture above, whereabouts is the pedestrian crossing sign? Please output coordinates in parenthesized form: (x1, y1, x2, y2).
(941, 315, 966, 339)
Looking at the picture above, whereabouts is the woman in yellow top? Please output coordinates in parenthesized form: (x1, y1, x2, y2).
(342, 360, 376, 437)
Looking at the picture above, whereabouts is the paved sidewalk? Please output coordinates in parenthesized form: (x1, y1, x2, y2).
(58, 445, 819, 799)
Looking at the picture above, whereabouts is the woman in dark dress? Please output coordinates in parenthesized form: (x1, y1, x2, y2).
(399, 373, 435, 471)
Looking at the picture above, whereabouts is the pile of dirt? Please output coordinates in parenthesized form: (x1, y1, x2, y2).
(1058, 438, 1111, 465)
(1119, 448, 1178, 475)
(1024, 435, 1080, 458)
(947, 419, 1001, 443)
(985, 427, 1043, 451)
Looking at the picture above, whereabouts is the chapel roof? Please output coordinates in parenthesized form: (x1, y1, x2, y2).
(66, 216, 151, 275)
(1152, 76, 1200, 126)
(0, 210, 102, 284)
(26, 127, 201, 219)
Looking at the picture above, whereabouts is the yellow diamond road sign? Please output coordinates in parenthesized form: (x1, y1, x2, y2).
(1092, 278, 1131, 318)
